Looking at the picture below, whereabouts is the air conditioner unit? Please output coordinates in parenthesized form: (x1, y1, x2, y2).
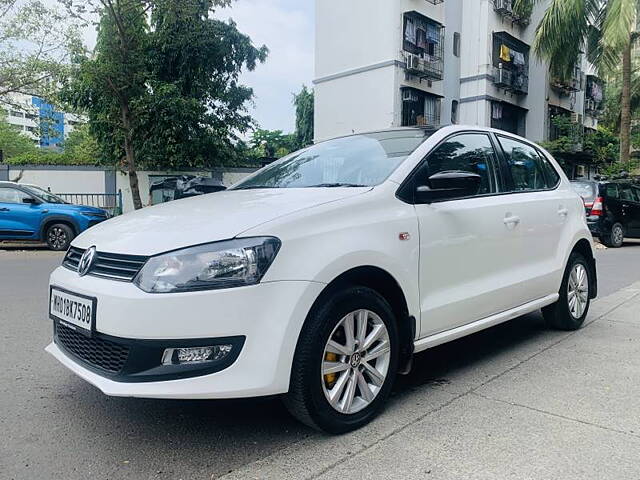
(570, 112, 579, 123)
(405, 53, 421, 71)
(576, 165, 587, 177)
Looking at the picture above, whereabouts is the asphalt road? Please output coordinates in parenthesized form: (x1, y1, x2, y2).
(1, 242, 639, 479)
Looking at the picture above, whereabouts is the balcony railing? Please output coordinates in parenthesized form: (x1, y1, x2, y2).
(424, 0, 444, 4)
(404, 51, 444, 81)
(551, 68, 585, 94)
(492, 0, 530, 26)
(492, 66, 529, 94)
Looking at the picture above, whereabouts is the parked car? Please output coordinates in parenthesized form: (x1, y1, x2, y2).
(0, 181, 109, 250)
(570, 179, 640, 247)
(149, 175, 226, 205)
(46, 126, 597, 433)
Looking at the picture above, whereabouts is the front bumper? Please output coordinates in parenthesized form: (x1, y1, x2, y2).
(47, 266, 325, 399)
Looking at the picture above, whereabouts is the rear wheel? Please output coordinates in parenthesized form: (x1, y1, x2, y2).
(542, 252, 591, 331)
(45, 223, 74, 251)
(284, 286, 399, 433)
(601, 222, 624, 248)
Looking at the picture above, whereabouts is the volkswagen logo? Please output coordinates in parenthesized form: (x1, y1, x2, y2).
(78, 246, 97, 277)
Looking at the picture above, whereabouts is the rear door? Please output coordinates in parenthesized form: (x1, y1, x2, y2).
(494, 135, 574, 306)
(619, 184, 640, 235)
(0, 187, 42, 239)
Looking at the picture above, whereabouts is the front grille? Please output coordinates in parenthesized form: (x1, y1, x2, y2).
(56, 323, 129, 373)
(62, 247, 148, 282)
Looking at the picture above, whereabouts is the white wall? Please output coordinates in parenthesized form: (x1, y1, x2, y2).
(8, 168, 106, 194)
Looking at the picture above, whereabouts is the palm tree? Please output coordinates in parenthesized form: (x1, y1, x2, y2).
(514, 0, 638, 166)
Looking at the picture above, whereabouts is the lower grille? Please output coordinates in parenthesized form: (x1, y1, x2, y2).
(56, 323, 129, 374)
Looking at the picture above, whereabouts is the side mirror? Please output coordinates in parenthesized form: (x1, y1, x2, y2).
(415, 171, 482, 203)
(22, 197, 40, 205)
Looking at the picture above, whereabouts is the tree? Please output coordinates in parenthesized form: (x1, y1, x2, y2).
(0, 1, 83, 102)
(62, 0, 267, 209)
(515, 0, 638, 166)
(0, 111, 37, 158)
(248, 128, 296, 159)
(293, 85, 314, 148)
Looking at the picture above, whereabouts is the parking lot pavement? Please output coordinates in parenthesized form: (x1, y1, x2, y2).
(1, 244, 639, 480)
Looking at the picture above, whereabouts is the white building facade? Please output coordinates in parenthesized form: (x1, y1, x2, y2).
(314, 0, 604, 147)
(1, 92, 86, 150)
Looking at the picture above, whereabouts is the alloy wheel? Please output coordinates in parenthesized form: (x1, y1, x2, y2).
(612, 225, 624, 246)
(567, 263, 589, 319)
(321, 309, 391, 414)
(48, 227, 67, 249)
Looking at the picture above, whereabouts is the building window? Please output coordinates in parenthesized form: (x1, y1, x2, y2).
(451, 100, 459, 124)
(453, 32, 461, 57)
(401, 88, 441, 127)
(10, 110, 24, 118)
(403, 11, 444, 80)
(491, 32, 529, 95)
(491, 101, 526, 136)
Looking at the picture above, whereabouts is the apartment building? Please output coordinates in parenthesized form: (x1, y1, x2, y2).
(314, 0, 604, 147)
(1, 92, 85, 150)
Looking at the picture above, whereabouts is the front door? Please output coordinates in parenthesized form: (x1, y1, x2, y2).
(0, 187, 42, 239)
(618, 184, 640, 236)
(412, 132, 513, 337)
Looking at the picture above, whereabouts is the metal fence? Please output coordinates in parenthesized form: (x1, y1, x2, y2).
(56, 191, 123, 217)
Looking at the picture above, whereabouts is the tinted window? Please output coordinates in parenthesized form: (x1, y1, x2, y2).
(619, 185, 637, 202)
(233, 130, 435, 189)
(499, 137, 557, 191)
(571, 181, 597, 201)
(416, 133, 497, 195)
(633, 186, 640, 202)
(0, 188, 30, 204)
(605, 184, 619, 199)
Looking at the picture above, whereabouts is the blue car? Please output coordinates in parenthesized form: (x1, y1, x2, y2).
(0, 181, 109, 250)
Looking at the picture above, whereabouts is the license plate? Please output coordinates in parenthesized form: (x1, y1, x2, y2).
(49, 286, 97, 336)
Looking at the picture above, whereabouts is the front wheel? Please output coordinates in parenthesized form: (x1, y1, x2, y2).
(284, 286, 399, 433)
(45, 223, 74, 251)
(542, 252, 592, 331)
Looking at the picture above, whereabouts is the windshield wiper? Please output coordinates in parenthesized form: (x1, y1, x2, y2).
(305, 183, 367, 188)
(232, 185, 277, 190)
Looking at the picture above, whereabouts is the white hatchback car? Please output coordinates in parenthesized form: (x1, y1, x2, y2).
(47, 126, 597, 433)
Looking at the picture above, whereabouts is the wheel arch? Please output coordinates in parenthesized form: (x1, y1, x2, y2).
(302, 265, 416, 368)
(40, 216, 79, 240)
(571, 238, 598, 299)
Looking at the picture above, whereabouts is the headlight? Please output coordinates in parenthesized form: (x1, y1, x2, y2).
(133, 237, 281, 293)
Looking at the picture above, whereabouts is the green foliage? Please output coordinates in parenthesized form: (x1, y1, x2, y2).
(0, 113, 37, 159)
(0, 0, 84, 102)
(248, 129, 296, 159)
(293, 85, 314, 148)
(62, 0, 268, 171)
(539, 115, 583, 154)
(583, 127, 620, 165)
(601, 159, 640, 177)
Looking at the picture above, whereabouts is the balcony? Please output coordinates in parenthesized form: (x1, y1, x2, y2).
(585, 75, 604, 114)
(551, 66, 585, 94)
(402, 11, 444, 81)
(492, 0, 530, 26)
(492, 66, 529, 94)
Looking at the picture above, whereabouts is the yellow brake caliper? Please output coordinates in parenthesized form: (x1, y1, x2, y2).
(324, 352, 338, 387)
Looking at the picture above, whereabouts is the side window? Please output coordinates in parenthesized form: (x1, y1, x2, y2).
(498, 136, 556, 191)
(538, 151, 560, 186)
(605, 184, 619, 199)
(0, 188, 30, 204)
(415, 133, 497, 196)
(632, 187, 640, 202)
(619, 185, 636, 201)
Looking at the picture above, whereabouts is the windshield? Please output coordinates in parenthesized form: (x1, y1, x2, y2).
(232, 129, 434, 190)
(22, 185, 67, 204)
(570, 181, 597, 200)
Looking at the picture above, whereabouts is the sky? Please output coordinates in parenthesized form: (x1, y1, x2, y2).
(54, 0, 315, 135)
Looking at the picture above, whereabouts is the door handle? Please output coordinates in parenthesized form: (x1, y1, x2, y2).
(0, 207, 9, 212)
(504, 214, 521, 227)
(557, 207, 569, 217)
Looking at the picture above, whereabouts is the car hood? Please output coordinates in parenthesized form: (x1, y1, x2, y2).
(72, 187, 370, 255)
(47, 203, 106, 214)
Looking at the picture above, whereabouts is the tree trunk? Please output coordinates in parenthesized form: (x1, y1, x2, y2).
(620, 39, 632, 168)
(120, 102, 143, 210)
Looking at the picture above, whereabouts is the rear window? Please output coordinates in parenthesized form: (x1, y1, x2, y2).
(571, 182, 597, 201)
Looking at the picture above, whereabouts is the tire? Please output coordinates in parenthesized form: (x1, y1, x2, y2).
(601, 222, 624, 248)
(284, 286, 399, 434)
(542, 252, 592, 331)
(45, 223, 74, 251)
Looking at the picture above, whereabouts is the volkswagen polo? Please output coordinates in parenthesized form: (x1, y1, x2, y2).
(47, 125, 597, 433)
